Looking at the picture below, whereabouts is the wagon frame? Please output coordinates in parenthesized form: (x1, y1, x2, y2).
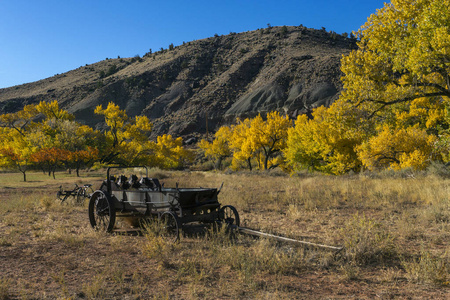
(88, 166, 239, 240)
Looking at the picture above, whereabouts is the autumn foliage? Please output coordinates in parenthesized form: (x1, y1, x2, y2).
(1, 1, 449, 179)
(0, 101, 192, 181)
(199, 111, 291, 171)
(201, 0, 449, 174)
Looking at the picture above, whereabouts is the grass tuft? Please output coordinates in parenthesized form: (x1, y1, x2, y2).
(0, 277, 11, 300)
(402, 248, 450, 286)
(340, 214, 397, 265)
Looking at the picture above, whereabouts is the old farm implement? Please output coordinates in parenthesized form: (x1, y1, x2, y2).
(88, 167, 239, 240)
(57, 183, 94, 204)
(88, 166, 342, 250)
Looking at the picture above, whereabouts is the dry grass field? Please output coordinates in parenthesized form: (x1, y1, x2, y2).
(0, 169, 449, 299)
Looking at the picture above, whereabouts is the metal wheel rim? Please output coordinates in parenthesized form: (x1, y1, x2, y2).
(76, 189, 84, 204)
(160, 212, 180, 242)
(77, 186, 94, 204)
(89, 192, 115, 232)
(220, 205, 240, 227)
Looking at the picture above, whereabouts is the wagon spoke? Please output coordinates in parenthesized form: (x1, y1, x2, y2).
(219, 205, 240, 227)
(89, 191, 116, 233)
(160, 211, 180, 242)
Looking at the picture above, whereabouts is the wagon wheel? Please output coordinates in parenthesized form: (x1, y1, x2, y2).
(220, 205, 240, 226)
(219, 205, 240, 227)
(160, 211, 181, 242)
(88, 191, 116, 233)
(76, 186, 94, 205)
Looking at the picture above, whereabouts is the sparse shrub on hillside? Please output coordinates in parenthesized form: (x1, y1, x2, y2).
(281, 25, 288, 37)
(130, 54, 141, 63)
(216, 63, 225, 72)
(106, 64, 118, 76)
(0, 277, 11, 300)
(138, 79, 146, 88)
(329, 31, 338, 40)
(239, 48, 249, 54)
(125, 77, 136, 86)
(181, 60, 189, 69)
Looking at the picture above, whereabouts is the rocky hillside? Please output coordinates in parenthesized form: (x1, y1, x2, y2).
(0, 26, 356, 138)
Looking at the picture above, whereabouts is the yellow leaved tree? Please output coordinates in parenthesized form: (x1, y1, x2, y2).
(285, 101, 370, 174)
(200, 112, 291, 171)
(339, 0, 450, 169)
(152, 134, 193, 169)
(229, 118, 255, 170)
(0, 101, 102, 179)
(357, 125, 437, 170)
(0, 103, 42, 181)
(249, 112, 291, 170)
(94, 102, 154, 165)
(198, 126, 232, 170)
(0, 127, 36, 181)
(95, 102, 192, 168)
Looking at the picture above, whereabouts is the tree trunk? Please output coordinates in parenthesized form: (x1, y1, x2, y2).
(247, 158, 252, 171)
(22, 171, 26, 182)
(215, 157, 223, 170)
(264, 148, 271, 170)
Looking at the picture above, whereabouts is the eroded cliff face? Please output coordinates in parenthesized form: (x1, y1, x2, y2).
(0, 26, 355, 137)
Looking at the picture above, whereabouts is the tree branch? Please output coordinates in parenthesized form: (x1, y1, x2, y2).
(359, 91, 448, 119)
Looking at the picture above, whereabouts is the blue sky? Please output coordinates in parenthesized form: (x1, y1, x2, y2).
(0, 0, 386, 89)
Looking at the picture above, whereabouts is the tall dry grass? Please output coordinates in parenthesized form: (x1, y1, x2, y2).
(0, 169, 448, 298)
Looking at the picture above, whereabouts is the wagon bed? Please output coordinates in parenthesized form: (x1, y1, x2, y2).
(88, 166, 239, 240)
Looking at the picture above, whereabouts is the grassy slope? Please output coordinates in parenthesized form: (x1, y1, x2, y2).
(0, 170, 449, 299)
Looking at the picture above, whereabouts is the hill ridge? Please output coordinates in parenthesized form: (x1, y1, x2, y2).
(0, 26, 356, 137)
